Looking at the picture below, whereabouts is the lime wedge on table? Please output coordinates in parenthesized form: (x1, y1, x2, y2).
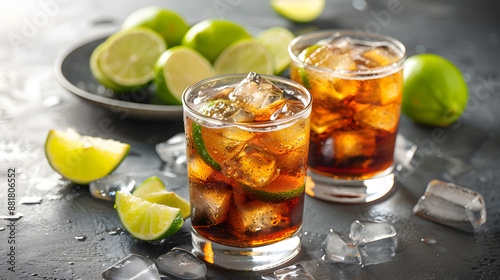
(271, 0, 325, 23)
(98, 28, 166, 88)
(115, 191, 183, 241)
(45, 128, 130, 184)
(132, 176, 191, 219)
(154, 46, 215, 105)
(214, 39, 274, 75)
(121, 6, 189, 47)
(257, 27, 296, 75)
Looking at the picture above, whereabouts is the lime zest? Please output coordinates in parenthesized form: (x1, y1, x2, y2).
(192, 122, 222, 171)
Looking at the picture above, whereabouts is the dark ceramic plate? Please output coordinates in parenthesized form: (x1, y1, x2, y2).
(54, 33, 183, 121)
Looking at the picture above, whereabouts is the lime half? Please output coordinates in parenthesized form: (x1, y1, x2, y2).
(154, 46, 215, 105)
(45, 128, 130, 184)
(271, 0, 325, 23)
(132, 176, 191, 219)
(115, 191, 183, 241)
(214, 39, 274, 75)
(257, 27, 296, 75)
(99, 27, 166, 87)
(89, 42, 129, 92)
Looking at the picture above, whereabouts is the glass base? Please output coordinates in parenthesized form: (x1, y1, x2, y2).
(191, 226, 302, 271)
(306, 166, 395, 203)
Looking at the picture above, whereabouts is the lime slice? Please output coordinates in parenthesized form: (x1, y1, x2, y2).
(99, 28, 166, 87)
(182, 19, 252, 63)
(122, 6, 189, 47)
(132, 176, 191, 219)
(241, 176, 305, 203)
(115, 191, 183, 241)
(89, 42, 129, 92)
(257, 27, 296, 75)
(214, 39, 274, 75)
(192, 122, 221, 171)
(45, 128, 130, 184)
(154, 46, 215, 105)
(402, 54, 468, 127)
(294, 45, 322, 90)
(271, 0, 325, 23)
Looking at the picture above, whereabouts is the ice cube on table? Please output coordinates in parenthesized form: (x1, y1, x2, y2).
(349, 220, 398, 266)
(102, 254, 160, 280)
(322, 231, 360, 265)
(89, 174, 136, 201)
(394, 134, 417, 170)
(413, 180, 487, 233)
(155, 247, 207, 280)
(156, 133, 187, 166)
(261, 264, 315, 280)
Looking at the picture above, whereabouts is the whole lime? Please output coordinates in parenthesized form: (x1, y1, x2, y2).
(122, 6, 190, 47)
(181, 19, 252, 63)
(402, 54, 468, 127)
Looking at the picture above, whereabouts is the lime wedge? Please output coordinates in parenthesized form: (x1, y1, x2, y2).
(271, 0, 325, 23)
(45, 128, 130, 184)
(132, 176, 191, 219)
(192, 122, 221, 171)
(257, 27, 296, 75)
(154, 46, 215, 105)
(99, 27, 166, 87)
(214, 39, 274, 75)
(115, 191, 183, 241)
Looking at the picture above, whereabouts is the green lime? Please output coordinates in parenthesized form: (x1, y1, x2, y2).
(154, 46, 215, 105)
(256, 27, 296, 75)
(90, 41, 130, 93)
(241, 176, 305, 203)
(99, 27, 166, 87)
(45, 128, 130, 185)
(402, 54, 468, 127)
(121, 6, 189, 47)
(181, 19, 252, 63)
(295, 44, 322, 90)
(271, 0, 325, 23)
(132, 176, 191, 219)
(214, 39, 274, 75)
(115, 191, 183, 241)
(192, 122, 221, 171)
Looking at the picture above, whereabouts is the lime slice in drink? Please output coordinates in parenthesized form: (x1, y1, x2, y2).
(241, 175, 306, 203)
(154, 46, 215, 105)
(214, 39, 274, 75)
(182, 19, 252, 63)
(115, 191, 183, 241)
(402, 54, 468, 127)
(45, 128, 130, 184)
(271, 0, 325, 23)
(132, 176, 191, 219)
(99, 27, 166, 88)
(257, 27, 296, 75)
(192, 122, 222, 171)
(122, 6, 189, 47)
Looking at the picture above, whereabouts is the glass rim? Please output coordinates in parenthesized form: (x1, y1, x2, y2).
(288, 29, 407, 79)
(182, 73, 312, 128)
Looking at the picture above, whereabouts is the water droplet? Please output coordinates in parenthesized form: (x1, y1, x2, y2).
(421, 238, 437, 245)
(69, 262, 75, 265)
(75, 236, 87, 241)
(43, 95, 62, 107)
(19, 196, 43, 205)
(0, 213, 24, 221)
(0, 227, 5, 231)
(107, 228, 123, 235)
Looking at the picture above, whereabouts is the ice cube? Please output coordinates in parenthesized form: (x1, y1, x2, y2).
(155, 247, 207, 280)
(102, 254, 160, 280)
(394, 134, 417, 172)
(310, 105, 353, 134)
(155, 133, 186, 166)
(349, 220, 398, 266)
(354, 72, 403, 105)
(355, 103, 401, 133)
(413, 180, 487, 233)
(322, 231, 360, 265)
(89, 174, 136, 201)
(360, 45, 400, 67)
(190, 181, 232, 226)
(221, 144, 279, 188)
(332, 129, 376, 159)
(305, 45, 356, 70)
(200, 125, 253, 165)
(261, 264, 315, 280)
(229, 72, 284, 118)
(230, 200, 288, 234)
